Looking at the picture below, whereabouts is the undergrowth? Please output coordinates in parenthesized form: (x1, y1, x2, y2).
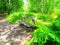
(6, 0, 60, 45)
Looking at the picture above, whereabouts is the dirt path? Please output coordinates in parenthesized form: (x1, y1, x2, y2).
(0, 18, 32, 45)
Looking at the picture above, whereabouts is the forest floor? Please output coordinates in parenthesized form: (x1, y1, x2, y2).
(0, 17, 32, 45)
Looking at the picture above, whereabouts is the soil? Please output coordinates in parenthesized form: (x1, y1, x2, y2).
(0, 17, 32, 45)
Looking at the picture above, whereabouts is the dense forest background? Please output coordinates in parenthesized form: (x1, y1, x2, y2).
(0, 0, 60, 13)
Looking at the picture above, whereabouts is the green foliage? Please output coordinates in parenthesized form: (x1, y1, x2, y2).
(0, 0, 8, 13)
(10, 0, 24, 12)
(54, 16, 60, 28)
(29, 0, 54, 14)
(28, 16, 60, 45)
(6, 0, 60, 45)
(0, 0, 23, 13)
(6, 12, 25, 23)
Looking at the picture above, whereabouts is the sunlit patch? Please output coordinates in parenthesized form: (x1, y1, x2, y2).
(51, 13, 58, 19)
